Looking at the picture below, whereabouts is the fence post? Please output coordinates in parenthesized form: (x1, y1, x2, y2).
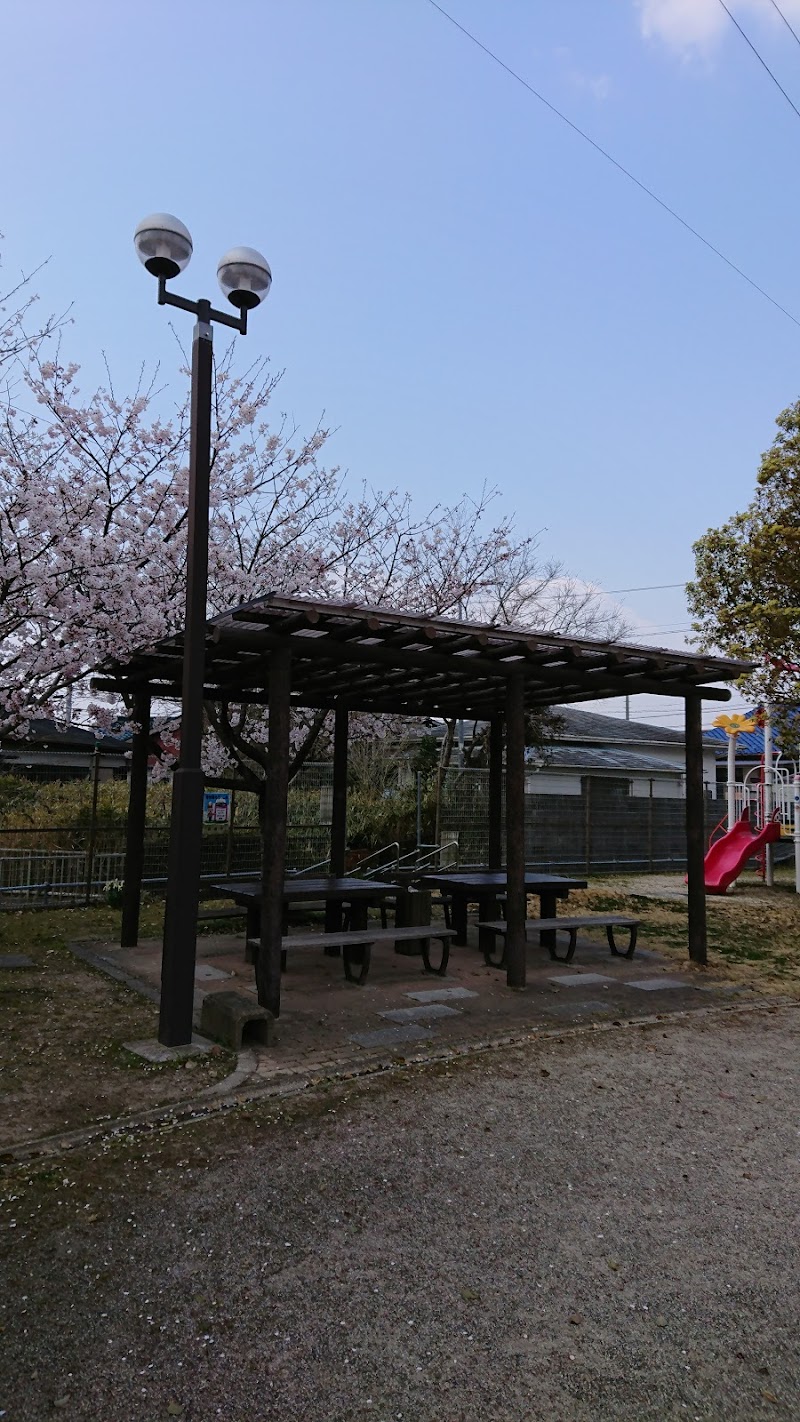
(647, 779, 654, 871)
(584, 778, 592, 875)
(84, 744, 101, 907)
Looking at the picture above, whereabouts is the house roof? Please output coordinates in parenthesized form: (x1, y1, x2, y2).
(540, 746, 687, 775)
(552, 706, 718, 748)
(705, 710, 800, 759)
(94, 592, 747, 717)
(0, 717, 130, 754)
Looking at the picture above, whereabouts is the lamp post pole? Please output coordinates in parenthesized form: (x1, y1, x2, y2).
(159, 305, 214, 1046)
(133, 215, 271, 1047)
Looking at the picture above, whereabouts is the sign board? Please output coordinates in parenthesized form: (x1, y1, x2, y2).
(203, 790, 232, 825)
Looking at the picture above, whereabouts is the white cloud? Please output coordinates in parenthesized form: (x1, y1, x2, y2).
(636, 0, 800, 54)
(554, 45, 612, 100)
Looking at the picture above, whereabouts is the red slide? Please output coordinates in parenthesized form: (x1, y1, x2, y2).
(704, 808, 782, 895)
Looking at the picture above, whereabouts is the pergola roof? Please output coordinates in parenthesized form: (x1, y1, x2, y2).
(95, 593, 749, 716)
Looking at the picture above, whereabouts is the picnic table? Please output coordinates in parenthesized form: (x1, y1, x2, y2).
(419, 870, 588, 952)
(208, 876, 399, 941)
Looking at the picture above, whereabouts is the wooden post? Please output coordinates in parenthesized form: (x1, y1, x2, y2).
(685, 694, 708, 965)
(505, 673, 527, 988)
(326, 703, 348, 934)
(488, 716, 503, 871)
(477, 716, 505, 959)
(258, 647, 292, 1016)
(584, 777, 592, 876)
(120, 692, 151, 947)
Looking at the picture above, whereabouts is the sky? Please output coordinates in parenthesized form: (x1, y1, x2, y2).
(3, 0, 800, 731)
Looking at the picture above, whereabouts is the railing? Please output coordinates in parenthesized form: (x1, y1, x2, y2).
(0, 846, 126, 906)
(345, 842, 400, 878)
(396, 840, 460, 872)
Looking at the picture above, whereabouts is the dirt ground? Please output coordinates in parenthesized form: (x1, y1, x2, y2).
(0, 906, 235, 1146)
(2, 873, 798, 1152)
(2, 1002, 799, 1421)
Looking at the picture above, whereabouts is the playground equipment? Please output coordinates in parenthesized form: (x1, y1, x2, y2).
(703, 808, 782, 895)
(711, 708, 800, 894)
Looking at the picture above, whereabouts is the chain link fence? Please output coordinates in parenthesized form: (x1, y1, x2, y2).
(439, 767, 727, 873)
(1, 756, 743, 909)
(0, 757, 336, 907)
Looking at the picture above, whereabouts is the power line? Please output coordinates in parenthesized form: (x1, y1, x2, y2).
(717, 0, 800, 122)
(425, 0, 800, 330)
(766, 0, 800, 52)
(603, 582, 685, 594)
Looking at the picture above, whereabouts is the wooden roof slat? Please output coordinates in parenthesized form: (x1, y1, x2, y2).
(95, 592, 750, 713)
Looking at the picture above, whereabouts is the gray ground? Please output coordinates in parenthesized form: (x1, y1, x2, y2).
(3, 1003, 800, 1421)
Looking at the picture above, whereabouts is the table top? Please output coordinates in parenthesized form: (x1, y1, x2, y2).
(209, 877, 399, 904)
(419, 871, 588, 893)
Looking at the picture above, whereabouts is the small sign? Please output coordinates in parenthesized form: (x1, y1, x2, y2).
(203, 791, 231, 825)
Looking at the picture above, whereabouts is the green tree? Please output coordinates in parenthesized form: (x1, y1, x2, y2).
(688, 399, 800, 704)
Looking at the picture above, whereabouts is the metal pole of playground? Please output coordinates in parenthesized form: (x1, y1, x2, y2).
(794, 772, 800, 895)
(727, 730, 737, 831)
(764, 707, 775, 888)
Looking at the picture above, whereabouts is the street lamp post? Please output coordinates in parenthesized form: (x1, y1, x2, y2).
(134, 215, 271, 1046)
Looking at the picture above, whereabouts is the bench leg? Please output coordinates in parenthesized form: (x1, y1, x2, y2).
(607, 925, 637, 959)
(421, 935, 450, 976)
(451, 897, 469, 946)
(342, 942, 373, 985)
(549, 928, 578, 964)
(482, 933, 507, 969)
(478, 895, 501, 960)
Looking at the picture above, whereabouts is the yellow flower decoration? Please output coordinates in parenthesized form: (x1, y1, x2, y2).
(713, 713, 758, 736)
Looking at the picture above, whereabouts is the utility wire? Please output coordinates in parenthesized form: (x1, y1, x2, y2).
(603, 582, 685, 594)
(425, 0, 800, 330)
(716, 0, 800, 121)
(766, 0, 800, 52)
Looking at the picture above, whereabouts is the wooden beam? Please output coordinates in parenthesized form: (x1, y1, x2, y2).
(685, 694, 708, 965)
(488, 716, 503, 871)
(257, 646, 292, 1017)
(120, 692, 150, 948)
(326, 704, 349, 934)
(505, 672, 527, 989)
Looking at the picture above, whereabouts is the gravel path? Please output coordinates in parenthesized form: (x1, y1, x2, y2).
(3, 1004, 800, 1421)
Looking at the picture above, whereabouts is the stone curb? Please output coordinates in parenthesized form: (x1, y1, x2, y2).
(2, 996, 793, 1168)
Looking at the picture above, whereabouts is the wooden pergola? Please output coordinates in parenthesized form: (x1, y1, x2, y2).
(96, 593, 749, 1030)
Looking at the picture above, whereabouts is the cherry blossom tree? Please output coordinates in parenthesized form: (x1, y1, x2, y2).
(0, 257, 626, 778)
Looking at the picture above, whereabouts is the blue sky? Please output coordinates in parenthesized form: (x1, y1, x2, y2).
(3, 0, 800, 727)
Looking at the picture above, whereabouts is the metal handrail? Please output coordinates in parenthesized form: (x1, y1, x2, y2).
(397, 840, 460, 871)
(345, 842, 400, 878)
(287, 855, 331, 877)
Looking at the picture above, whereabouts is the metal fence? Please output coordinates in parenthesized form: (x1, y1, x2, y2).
(0, 758, 759, 909)
(439, 768, 728, 874)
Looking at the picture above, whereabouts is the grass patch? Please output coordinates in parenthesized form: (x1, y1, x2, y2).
(562, 873, 800, 991)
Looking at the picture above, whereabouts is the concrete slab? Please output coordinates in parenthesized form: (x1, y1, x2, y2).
(625, 978, 692, 992)
(549, 973, 615, 988)
(194, 964, 232, 982)
(404, 987, 478, 1003)
(349, 1025, 435, 1048)
(0, 954, 36, 969)
(122, 1035, 215, 1063)
(379, 1004, 462, 1023)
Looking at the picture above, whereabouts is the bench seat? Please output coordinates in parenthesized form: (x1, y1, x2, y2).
(246, 923, 455, 984)
(197, 906, 246, 924)
(477, 914, 640, 966)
